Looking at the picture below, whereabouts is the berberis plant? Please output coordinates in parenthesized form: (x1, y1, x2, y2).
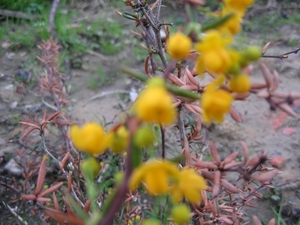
(3, 0, 300, 225)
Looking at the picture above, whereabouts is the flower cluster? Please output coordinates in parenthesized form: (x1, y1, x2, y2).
(166, 32, 192, 60)
(165, 0, 258, 124)
(129, 160, 207, 203)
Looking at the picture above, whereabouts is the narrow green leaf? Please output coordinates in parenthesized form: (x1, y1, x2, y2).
(66, 194, 89, 220)
(166, 83, 200, 100)
(201, 13, 234, 32)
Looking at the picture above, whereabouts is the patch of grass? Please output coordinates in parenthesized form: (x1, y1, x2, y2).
(287, 38, 298, 47)
(0, 0, 128, 60)
(86, 66, 115, 90)
(243, 11, 300, 33)
(1, 0, 50, 14)
(86, 75, 98, 90)
(0, 8, 49, 50)
(85, 19, 125, 55)
(8, 23, 37, 49)
(271, 197, 287, 225)
(55, 7, 87, 53)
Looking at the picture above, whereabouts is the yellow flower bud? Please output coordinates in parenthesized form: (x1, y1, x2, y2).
(227, 63, 241, 75)
(134, 126, 155, 148)
(110, 126, 129, 153)
(229, 73, 251, 93)
(244, 46, 261, 61)
(167, 32, 192, 61)
(81, 157, 101, 179)
(171, 204, 190, 224)
(114, 171, 124, 185)
(142, 219, 161, 225)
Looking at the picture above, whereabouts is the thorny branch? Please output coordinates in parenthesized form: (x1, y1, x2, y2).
(136, 0, 168, 68)
(262, 46, 300, 59)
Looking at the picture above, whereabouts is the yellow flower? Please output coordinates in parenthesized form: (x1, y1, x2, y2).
(129, 160, 179, 195)
(196, 31, 232, 52)
(218, 8, 243, 35)
(134, 78, 177, 125)
(196, 48, 232, 75)
(171, 168, 207, 204)
(70, 122, 111, 155)
(167, 32, 192, 60)
(195, 31, 233, 75)
(109, 126, 129, 153)
(201, 76, 233, 124)
(229, 73, 251, 93)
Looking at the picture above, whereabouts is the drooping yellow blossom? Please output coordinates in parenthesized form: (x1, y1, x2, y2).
(167, 32, 192, 61)
(70, 122, 111, 155)
(129, 160, 179, 195)
(134, 78, 177, 125)
(229, 73, 251, 93)
(109, 126, 129, 153)
(201, 76, 233, 124)
(171, 204, 191, 224)
(195, 31, 233, 75)
(171, 168, 207, 203)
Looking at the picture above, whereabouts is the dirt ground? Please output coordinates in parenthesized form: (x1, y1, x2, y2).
(1, 1, 300, 224)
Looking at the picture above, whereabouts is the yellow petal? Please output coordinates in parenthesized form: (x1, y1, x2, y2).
(144, 169, 168, 195)
(70, 125, 84, 149)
